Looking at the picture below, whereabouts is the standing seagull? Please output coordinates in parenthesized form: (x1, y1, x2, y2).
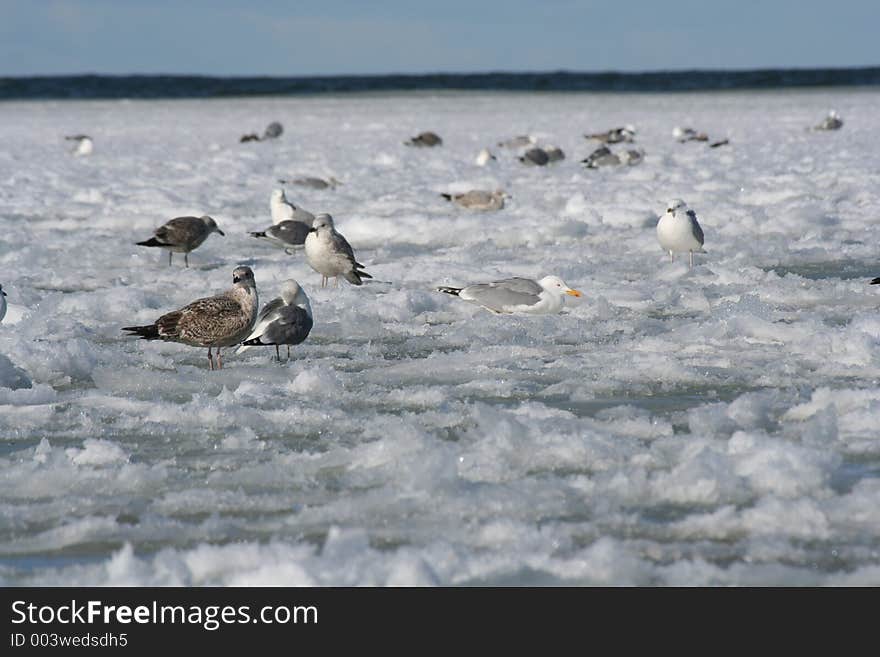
(136, 215, 224, 267)
(122, 266, 259, 370)
(237, 279, 313, 361)
(304, 214, 372, 287)
(0, 284, 7, 323)
(657, 199, 705, 268)
(248, 220, 311, 252)
(270, 189, 314, 225)
(437, 275, 582, 315)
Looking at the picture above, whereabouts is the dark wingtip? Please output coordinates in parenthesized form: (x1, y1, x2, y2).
(871, 277, 880, 285)
(136, 237, 164, 247)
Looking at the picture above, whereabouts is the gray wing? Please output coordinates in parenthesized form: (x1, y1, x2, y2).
(686, 210, 704, 246)
(255, 296, 286, 324)
(294, 177, 327, 189)
(330, 230, 360, 264)
(261, 306, 314, 346)
(291, 207, 315, 223)
(269, 220, 310, 246)
(156, 216, 205, 248)
(462, 278, 543, 311)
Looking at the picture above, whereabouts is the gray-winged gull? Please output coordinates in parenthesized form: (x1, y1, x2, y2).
(305, 214, 372, 287)
(249, 220, 311, 252)
(122, 265, 259, 370)
(813, 110, 843, 131)
(405, 131, 443, 147)
(236, 279, 313, 361)
(441, 189, 507, 211)
(136, 215, 225, 267)
(497, 135, 536, 148)
(279, 176, 342, 190)
(270, 189, 315, 225)
(65, 134, 93, 156)
(437, 275, 582, 314)
(657, 199, 705, 268)
(520, 147, 550, 166)
(585, 125, 636, 143)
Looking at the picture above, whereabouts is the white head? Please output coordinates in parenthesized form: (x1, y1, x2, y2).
(476, 148, 496, 166)
(280, 279, 312, 312)
(666, 199, 687, 215)
(311, 213, 335, 232)
(200, 215, 225, 235)
(271, 189, 287, 205)
(76, 137, 93, 155)
(623, 124, 636, 134)
(538, 275, 583, 299)
(828, 110, 839, 119)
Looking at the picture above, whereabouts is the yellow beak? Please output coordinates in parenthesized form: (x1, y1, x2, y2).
(565, 288, 583, 297)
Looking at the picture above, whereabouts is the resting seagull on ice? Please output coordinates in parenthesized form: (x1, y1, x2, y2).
(278, 176, 342, 190)
(437, 276, 582, 315)
(405, 131, 443, 147)
(441, 189, 507, 211)
(657, 199, 705, 268)
(304, 214, 372, 287)
(65, 134, 93, 156)
(585, 125, 636, 143)
(813, 110, 843, 131)
(136, 215, 225, 267)
(237, 279, 313, 361)
(122, 266, 259, 370)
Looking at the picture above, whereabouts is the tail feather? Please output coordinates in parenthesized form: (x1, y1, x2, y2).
(249, 231, 267, 238)
(871, 277, 880, 285)
(437, 286, 462, 297)
(122, 324, 160, 340)
(136, 237, 166, 248)
(440, 193, 453, 201)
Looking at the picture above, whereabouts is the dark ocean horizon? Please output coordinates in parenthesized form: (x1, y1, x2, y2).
(1, 66, 878, 100)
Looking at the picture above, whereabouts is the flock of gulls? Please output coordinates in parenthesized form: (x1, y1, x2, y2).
(0, 110, 852, 371)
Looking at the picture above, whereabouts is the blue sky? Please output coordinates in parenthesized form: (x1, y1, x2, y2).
(2, 0, 877, 76)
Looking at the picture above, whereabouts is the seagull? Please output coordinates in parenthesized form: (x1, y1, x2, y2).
(813, 110, 843, 131)
(437, 275, 582, 314)
(279, 176, 342, 190)
(544, 145, 565, 162)
(304, 214, 372, 287)
(270, 189, 314, 225)
(65, 134, 93, 156)
(585, 125, 635, 143)
(0, 284, 6, 323)
(581, 146, 621, 168)
(405, 131, 443, 147)
(657, 199, 705, 268)
(240, 121, 283, 142)
(497, 135, 536, 148)
(237, 279, 313, 361)
(475, 148, 497, 166)
(136, 215, 225, 267)
(122, 266, 259, 370)
(262, 121, 283, 139)
(672, 127, 709, 143)
(441, 189, 507, 211)
(520, 147, 550, 166)
(248, 220, 311, 252)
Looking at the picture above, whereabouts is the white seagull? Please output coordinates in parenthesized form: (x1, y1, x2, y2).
(437, 275, 582, 314)
(304, 214, 372, 287)
(237, 279, 313, 361)
(657, 199, 705, 267)
(270, 189, 314, 225)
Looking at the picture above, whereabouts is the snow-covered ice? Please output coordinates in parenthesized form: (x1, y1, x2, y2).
(1, 89, 880, 585)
